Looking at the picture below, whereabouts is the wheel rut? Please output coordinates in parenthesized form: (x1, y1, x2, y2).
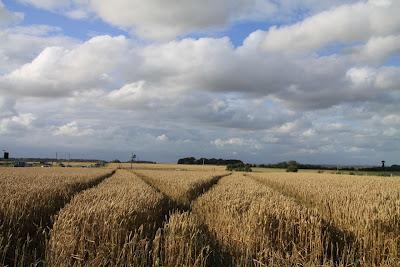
(247, 174, 360, 266)
(132, 170, 232, 267)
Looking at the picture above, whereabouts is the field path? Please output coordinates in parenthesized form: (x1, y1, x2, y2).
(132, 170, 231, 211)
(132, 170, 232, 266)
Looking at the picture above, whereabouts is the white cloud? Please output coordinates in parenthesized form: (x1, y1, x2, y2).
(260, 0, 400, 53)
(1, 0, 400, 164)
(88, 0, 276, 40)
(347, 66, 400, 90)
(351, 35, 400, 63)
(0, 35, 128, 96)
(346, 67, 377, 87)
(382, 114, 400, 125)
(212, 138, 262, 150)
(213, 138, 245, 147)
(0, 24, 77, 73)
(16, 0, 360, 40)
(105, 81, 165, 109)
(53, 121, 94, 137)
(302, 129, 316, 138)
(273, 122, 298, 134)
(156, 134, 169, 142)
(0, 113, 35, 134)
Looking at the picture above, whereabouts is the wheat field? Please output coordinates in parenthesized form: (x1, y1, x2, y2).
(0, 167, 114, 265)
(0, 165, 399, 266)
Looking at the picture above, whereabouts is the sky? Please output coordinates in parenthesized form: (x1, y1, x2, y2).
(0, 0, 399, 164)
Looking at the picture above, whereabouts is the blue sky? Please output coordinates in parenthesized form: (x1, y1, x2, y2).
(0, 0, 399, 164)
(3, 0, 279, 47)
(3, 0, 125, 39)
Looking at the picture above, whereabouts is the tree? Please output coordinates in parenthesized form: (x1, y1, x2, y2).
(226, 163, 252, 172)
(286, 160, 298, 172)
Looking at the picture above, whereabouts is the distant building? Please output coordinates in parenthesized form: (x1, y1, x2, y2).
(3, 151, 9, 159)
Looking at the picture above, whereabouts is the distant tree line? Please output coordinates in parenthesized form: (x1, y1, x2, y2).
(256, 161, 400, 171)
(0, 157, 105, 163)
(177, 157, 243, 165)
(226, 163, 252, 172)
(359, 165, 400, 171)
(110, 159, 156, 164)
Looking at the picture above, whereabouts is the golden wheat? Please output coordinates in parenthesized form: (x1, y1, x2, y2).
(108, 162, 226, 172)
(249, 172, 400, 266)
(193, 173, 363, 266)
(47, 169, 167, 266)
(152, 211, 211, 267)
(132, 169, 228, 207)
(2, 165, 398, 267)
(0, 167, 114, 265)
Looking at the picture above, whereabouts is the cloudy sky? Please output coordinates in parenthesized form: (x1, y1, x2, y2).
(0, 0, 399, 164)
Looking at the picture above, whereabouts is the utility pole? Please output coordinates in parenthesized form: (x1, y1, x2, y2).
(130, 153, 136, 169)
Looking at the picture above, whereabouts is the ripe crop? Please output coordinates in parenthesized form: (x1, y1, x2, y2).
(47, 170, 167, 266)
(194, 173, 341, 266)
(0, 167, 114, 265)
(249, 172, 400, 266)
(1, 165, 399, 266)
(132, 169, 228, 208)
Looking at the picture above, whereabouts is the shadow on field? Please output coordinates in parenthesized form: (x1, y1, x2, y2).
(321, 220, 359, 266)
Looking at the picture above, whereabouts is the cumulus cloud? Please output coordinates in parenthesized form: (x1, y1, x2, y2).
(0, 113, 35, 134)
(156, 134, 169, 142)
(0, 24, 77, 74)
(1, 0, 400, 164)
(347, 66, 400, 90)
(350, 35, 400, 64)
(0, 35, 128, 96)
(16, 0, 360, 40)
(260, 0, 400, 53)
(53, 121, 94, 137)
(88, 0, 276, 40)
(212, 138, 262, 150)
